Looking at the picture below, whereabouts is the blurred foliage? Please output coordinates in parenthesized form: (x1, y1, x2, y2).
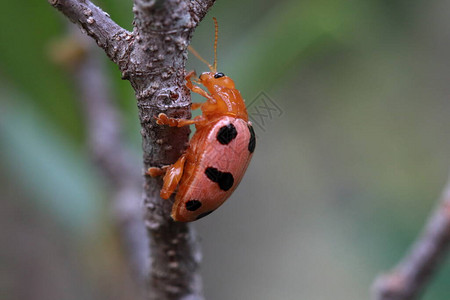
(1, 0, 450, 299)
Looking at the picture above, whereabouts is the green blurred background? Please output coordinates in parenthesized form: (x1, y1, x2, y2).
(1, 0, 450, 299)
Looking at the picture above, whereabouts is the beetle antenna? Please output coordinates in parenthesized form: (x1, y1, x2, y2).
(213, 17, 218, 73)
(187, 45, 215, 73)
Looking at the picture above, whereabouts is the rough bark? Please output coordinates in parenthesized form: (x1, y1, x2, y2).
(49, 0, 215, 299)
(373, 176, 450, 300)
(49, 0, 132, 68)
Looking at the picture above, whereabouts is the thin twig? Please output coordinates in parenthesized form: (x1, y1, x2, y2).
(373, 176, 450, 300)
(70, 29, 149, 287)
(49, 0, 216, 299)
(49, 21, 148, 291)
(49, 0, 132, 67)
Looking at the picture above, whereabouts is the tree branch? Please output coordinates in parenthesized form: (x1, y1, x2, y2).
(373, 175, 450, 300)
(49, 0, 216, 299)
(190, 0, 216, 23)
(72, 32, 149, 287)
(129, 1, 214, 298)
(49, 0, 132, 67)
(49, 24, 149, 289)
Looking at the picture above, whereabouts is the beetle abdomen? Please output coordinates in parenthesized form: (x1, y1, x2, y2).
(171, 116, 255, 222)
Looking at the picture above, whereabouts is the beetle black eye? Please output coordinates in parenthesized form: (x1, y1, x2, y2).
(214, 72, 225, 79)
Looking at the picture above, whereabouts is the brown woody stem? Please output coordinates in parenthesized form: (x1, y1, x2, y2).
(373, 176, 450, 300)
(49, 0, 216, 299)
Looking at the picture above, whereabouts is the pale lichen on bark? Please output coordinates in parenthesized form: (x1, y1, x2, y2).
(49, 0, 215, 299)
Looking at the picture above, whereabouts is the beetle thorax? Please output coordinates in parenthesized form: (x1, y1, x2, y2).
(199, 72, 248, 121)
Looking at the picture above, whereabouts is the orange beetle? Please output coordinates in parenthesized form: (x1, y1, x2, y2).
(147, 18, 255, 222)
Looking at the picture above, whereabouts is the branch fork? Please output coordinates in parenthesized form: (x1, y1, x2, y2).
(49, 0, 215, 299)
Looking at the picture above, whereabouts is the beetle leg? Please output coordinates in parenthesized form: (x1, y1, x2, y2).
(185, 70, 198, 87)
(146, 156, 186, 199)
(185, 71, 215, 102)
(191, 102, 203, 110)
(146, 165, 169, 177)
(155, 113, 207, 127)
(159, 154, 187, 199)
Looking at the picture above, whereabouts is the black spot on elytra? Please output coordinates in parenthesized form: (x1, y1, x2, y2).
(205, 167, 234, 191)
(217, 123, 237, 145)
(196, 210, 214, 220)
(248, 125, 256, 153)
(185, 200, 202, 211)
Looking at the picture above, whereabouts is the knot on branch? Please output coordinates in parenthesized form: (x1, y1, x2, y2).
(134, 0, 160, 12)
